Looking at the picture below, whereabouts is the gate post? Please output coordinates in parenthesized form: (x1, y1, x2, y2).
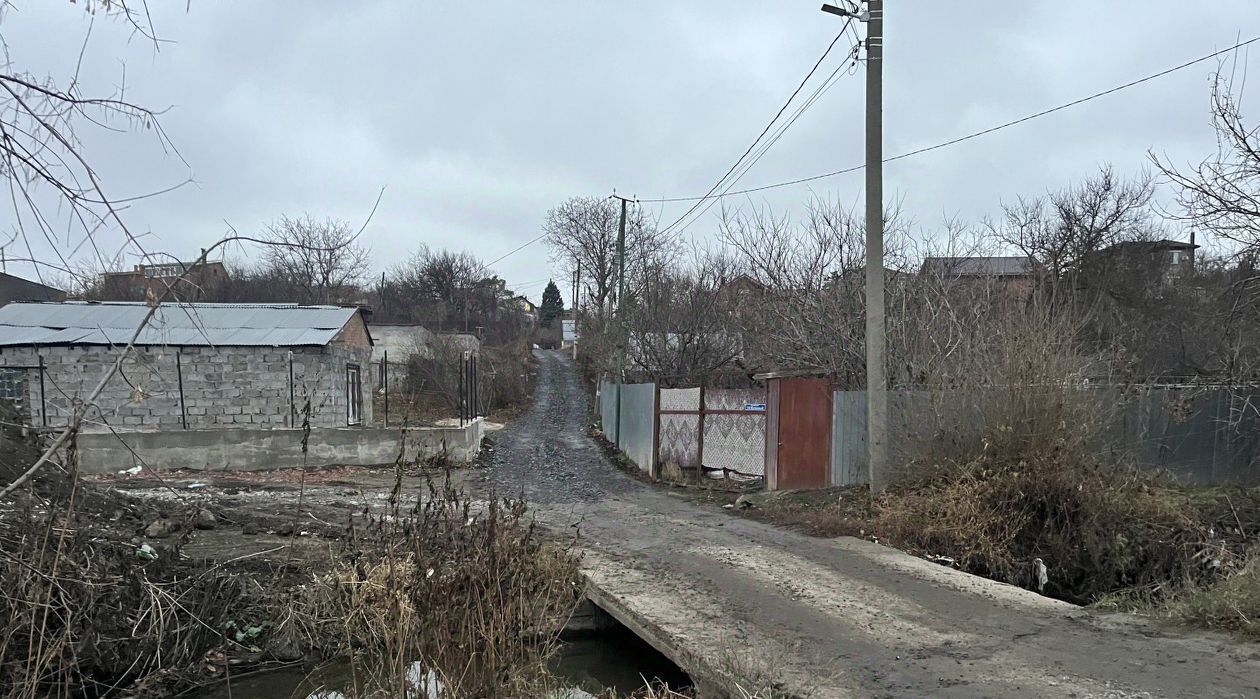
(697, 384, 706, 479)
(652, 383, 661, 480)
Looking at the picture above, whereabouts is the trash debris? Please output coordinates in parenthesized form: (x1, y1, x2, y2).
(118, 465, 143, 476)
(136, 543, 158, 561)
(1033, 557, 1049, 593)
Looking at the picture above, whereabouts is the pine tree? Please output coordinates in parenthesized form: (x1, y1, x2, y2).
(540, 280, 564, 327)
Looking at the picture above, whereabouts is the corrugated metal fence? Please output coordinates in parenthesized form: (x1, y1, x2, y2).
(832, 388, 1260, 486)
(598, 380, 656, 474)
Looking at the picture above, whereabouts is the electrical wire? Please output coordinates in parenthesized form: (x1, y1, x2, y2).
(642, 34, 1260, 204)
(663, 42, 862, 239)
(659, 19, 856, 236)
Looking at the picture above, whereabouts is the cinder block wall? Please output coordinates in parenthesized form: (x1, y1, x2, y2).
(0, 343, 374, 430)
(76, 419, 485, 473)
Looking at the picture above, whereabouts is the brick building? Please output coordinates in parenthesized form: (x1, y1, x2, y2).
(0, 301, 373, 430)
(100, 260, 230, 301)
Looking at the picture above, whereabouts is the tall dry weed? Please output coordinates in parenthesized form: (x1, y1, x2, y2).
(301, 469, 583, 698)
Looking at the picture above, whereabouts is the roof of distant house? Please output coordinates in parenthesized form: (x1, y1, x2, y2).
(0, 301, 363, 347)
(0, 272, 65, 304)
(1104, 239, 1200, 253)
(921, 256, 1037, 277)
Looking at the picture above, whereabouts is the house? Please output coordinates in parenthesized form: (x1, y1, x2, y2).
(100, 260, 230, 301)
(920, 256, 1037, 299)
(514, 295, 539, 323)
(0, 301, 373, 430)
(368, 324, 481, 390)
(0, 272, 65, 305)
(1099, 239, 1198, 287)
(716, 274, 766, 307)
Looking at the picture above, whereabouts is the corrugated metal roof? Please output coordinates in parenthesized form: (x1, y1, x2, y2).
(0, 301, 359, 348)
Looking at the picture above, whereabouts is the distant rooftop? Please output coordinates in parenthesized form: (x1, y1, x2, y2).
(921, 256, 1037, 277)
(0, 301, 361, 348)
(0, 272, 65, 304)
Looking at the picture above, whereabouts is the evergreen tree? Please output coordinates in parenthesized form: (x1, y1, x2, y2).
(540, 280, 564, 327)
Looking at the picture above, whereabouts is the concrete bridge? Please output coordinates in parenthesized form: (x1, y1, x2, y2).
(487, 351, 1260, 698)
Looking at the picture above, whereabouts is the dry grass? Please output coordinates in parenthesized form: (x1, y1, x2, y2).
(0, 440, 257, 698)
(1167, 556, 1260, 638)
(298, 469, 584, 698)
(870, 453, 1212, 603)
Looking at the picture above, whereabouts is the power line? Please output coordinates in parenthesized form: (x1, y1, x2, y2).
(483, 232, 547, 268)
(663, 42, 861, 239)
(642, 34, 1260, 205)
(659, 20, 856, 236)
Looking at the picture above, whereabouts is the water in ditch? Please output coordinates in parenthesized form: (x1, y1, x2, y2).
(199, 625, 691, 698)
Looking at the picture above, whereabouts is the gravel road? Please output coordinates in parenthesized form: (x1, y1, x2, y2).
(482, 350, 1260, 699)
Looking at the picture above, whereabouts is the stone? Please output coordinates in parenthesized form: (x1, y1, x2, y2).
(144, 518, 178, 538)
(194, 509, 217, 530)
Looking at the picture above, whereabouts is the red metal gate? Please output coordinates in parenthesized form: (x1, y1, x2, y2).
(765, 376, 832, 490)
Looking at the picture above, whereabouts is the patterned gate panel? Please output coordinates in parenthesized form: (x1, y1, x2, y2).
(659, 413, 699, 469)
(703, 388, 766, 476)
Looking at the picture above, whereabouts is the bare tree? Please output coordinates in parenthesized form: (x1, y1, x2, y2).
(1154, 70, 1260, 255)
(719, 197, 906, 385)
(623, 251, 744, 385)
(991, 165, 1154, 290)
(543, 196, 675, 323)
(261, 214, 370, 304)
(0, 2, 182, 291)
(384, 246, 481, 325)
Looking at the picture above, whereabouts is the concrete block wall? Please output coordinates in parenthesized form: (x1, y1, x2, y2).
(0, 342, 375, 431)
(76, 418, 485, 473)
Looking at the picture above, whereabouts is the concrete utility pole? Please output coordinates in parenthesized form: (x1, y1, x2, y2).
(611, 194, 631, 448)
(824, 0, 886, 493)
(572, 261, 581, 360)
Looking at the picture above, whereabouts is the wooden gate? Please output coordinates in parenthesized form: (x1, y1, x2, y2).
(764, 375, 832, 490)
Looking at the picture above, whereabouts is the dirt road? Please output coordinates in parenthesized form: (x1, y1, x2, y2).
(483, 350, 1260, 699)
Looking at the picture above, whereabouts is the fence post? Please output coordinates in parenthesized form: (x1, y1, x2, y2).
(175, 349, 187, 429)
(288, 351, 295, 428)
(38, 353, 47, 427)
(458, 352, 466, 427)
(652, 383, 661, 480)
(697, 384, 706, 478)
(383, 350, 389, 428)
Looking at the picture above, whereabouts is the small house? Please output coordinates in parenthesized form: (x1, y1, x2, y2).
(0, 301, 373, 430)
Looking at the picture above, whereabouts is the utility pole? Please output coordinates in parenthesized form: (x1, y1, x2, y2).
(572, 260, 581, 360)
(611, 194, 631, 448)
(824, 0, 886, 493)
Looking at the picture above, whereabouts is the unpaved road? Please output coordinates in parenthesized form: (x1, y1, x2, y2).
(482, 350, 1260, 699)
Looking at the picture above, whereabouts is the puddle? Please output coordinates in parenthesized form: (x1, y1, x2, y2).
(198, 625, 691, 698)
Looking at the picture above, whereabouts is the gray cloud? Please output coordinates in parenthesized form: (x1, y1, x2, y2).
(3, 1, 1257, 299)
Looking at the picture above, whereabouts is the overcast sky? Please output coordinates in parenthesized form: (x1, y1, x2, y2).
(3, 1, 1257, 302)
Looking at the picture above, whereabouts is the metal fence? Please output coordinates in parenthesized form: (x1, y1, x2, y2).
(598, 380, 656, 474)
(656, 386, 766, 478)
(600, 382, 766, 479)
(833, 388, 1260, 486)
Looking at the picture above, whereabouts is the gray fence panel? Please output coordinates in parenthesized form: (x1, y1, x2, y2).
(832, 390, 868, 485)
(832, 388, 1260, 487)
(618, 383, 657, 473)
(598, 380, 618, 444)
